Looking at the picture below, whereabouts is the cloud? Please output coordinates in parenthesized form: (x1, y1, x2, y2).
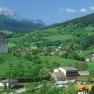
(65, 8, 76, 13)
(89, 6, 94, 10)
(59, 6, 94, 15)
(79, 8, 88, 13)
(59, 8, 77, 14)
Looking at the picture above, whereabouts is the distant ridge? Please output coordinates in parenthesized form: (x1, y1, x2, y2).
(0, 15, 44, 32)
(51, 13, 94, 27)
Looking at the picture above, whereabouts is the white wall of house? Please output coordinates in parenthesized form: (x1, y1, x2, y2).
(58, 67, 66, 76)
(0, 82, 16, 88)
(0, 83, 4, 87)
(0, 82, 10, 87)
(78, 92, 87, 94)
(0, 43, 8, 53)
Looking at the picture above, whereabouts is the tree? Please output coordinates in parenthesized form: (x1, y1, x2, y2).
(39, 68, 50, 79)
(24, 53, 32, 61)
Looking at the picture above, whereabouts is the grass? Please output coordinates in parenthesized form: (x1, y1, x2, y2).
(40, 56, 94, 72)
(0, 55, 81, 77)
(88, 62, 94, 71)
(40, 56, 84, 66)
(0, 54, 32, 77)
(0, 54, 93, 78)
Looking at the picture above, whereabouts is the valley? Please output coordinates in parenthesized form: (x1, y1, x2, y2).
(1, 13, 94, 94)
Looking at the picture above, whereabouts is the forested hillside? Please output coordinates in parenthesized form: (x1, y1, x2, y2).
(8, 13, 94, 57)
(1, 13, 94, 80)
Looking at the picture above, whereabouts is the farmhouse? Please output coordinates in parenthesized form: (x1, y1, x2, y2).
(58, 67, 79, 78)
(0, 37, 8, 53)
(0, 79, 18, 88)
(52, 67, 79, 81)
(51, 69, 65, 81)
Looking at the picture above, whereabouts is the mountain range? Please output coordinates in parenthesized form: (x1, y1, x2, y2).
(0, 8, 94, 33)
(0, 7, 44, 32)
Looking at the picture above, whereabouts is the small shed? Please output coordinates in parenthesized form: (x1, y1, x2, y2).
(78, 71, 90, 76)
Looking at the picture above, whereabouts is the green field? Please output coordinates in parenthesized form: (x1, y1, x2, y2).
(0, 53, 94, 78)
(0, 54, 32, 78)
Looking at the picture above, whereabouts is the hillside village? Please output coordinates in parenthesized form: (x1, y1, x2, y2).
(1, 12, 94, 94)
(0, 36, 94, 94)
(1, 0, 94, 93)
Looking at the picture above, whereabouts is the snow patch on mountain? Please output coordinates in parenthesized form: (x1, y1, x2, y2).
(0, 7, 45, 25)
(0, 7, 23, 20)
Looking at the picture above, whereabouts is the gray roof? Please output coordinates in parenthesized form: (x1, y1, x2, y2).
(78, 71, 90, 76)
(63, 67, 77, 71)
(0, 79, 18, 83)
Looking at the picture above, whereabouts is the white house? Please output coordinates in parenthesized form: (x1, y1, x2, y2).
(52, 67, 79, 81)
(51, 69, 65, 81)
(58, 67, 79, 77)
(0, 37, 8, 53)
(0, 79, 18, 88)
(78, 91, 87, 94)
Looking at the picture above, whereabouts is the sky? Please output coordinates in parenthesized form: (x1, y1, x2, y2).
(0, 0, 94, 24)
